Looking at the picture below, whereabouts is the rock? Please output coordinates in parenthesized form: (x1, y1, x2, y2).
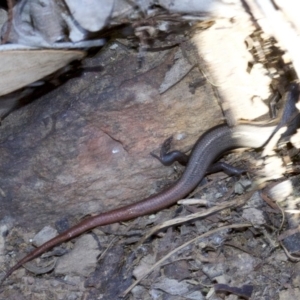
(55, 234, 100, 277)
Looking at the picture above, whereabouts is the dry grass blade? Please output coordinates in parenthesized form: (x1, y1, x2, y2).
(137, 194, 252, 246)
(122, 222, 253, 297)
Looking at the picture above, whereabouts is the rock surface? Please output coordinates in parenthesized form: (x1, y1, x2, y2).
(0, 38, 221, 231)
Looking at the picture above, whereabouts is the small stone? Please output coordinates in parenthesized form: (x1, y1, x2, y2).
(32, 226, 58, 247)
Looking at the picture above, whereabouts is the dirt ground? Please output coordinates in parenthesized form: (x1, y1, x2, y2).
(1, 1, 300, 300)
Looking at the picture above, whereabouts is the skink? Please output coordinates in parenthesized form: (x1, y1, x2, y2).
(1, 83, 299, 284)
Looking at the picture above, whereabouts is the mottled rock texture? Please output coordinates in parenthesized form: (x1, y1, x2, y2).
(0, 40, 220, 231)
